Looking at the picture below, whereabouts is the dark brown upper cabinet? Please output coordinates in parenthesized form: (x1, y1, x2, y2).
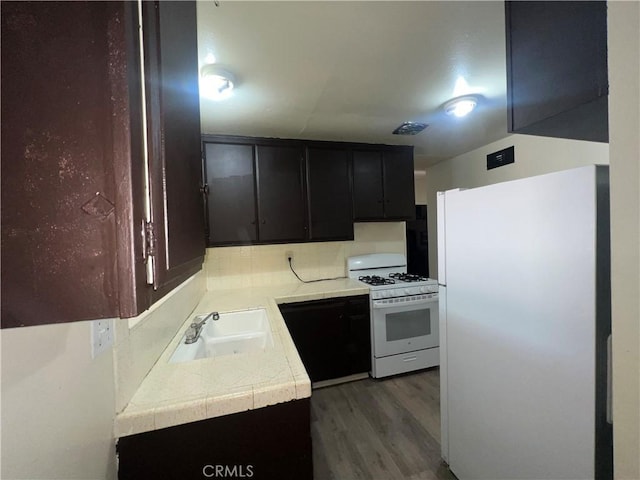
(203, 137, 306, 246)
(505, 1, 608, 142)
(203, 136, 414, 246)
(204, 142, 258, 245)
(306, 146, 354, 242)
(352, 147, 415, 221)
(255, 144, 307, 243)
(1, 1, 204, 328)
(143, 1, 205, 299)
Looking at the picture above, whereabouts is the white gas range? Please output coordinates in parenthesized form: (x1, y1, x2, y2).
(347, 253, 439, 378)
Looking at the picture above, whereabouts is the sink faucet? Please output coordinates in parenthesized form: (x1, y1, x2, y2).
(184, 311, 219, 344)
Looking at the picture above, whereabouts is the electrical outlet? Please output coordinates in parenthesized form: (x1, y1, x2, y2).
(91, 319, 113, 359)
(285, 250, 293, 262)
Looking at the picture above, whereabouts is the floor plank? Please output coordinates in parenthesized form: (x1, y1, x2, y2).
(311, 367, 456, 480)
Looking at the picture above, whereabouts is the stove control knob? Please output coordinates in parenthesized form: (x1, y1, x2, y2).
(383, 290, 392, 298)
(405, 288, 413, 296)
(419, 286, 428, 294)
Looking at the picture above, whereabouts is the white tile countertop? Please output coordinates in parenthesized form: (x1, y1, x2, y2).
(115, 278, 369, 437)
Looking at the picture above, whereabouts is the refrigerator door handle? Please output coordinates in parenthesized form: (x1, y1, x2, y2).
(607, 333, 612, 425)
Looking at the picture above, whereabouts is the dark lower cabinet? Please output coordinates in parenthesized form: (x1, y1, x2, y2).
(344, 297, 372, 375)
(279, 295, 371, 383)
(282, 300, 345, 382)
(117, 399, 312, 480)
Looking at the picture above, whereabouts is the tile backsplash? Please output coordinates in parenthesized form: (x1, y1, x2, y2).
(113, 271, 205, 413)
(205, 222, 406, 290)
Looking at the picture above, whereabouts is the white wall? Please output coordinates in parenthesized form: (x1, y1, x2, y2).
(608, 2, 640, 478)
(414, 171, 427, 205)
(1, 272, 206, 479)
(424, 134, 609, 278)
(1, 321, 117, 480)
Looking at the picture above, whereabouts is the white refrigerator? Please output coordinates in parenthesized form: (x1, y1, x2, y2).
(437, 165, 612, 480)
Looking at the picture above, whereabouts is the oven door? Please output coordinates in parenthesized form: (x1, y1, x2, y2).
(371, 295, 439, 358)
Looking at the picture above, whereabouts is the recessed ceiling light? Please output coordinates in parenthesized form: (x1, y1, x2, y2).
(200, 64, 236, 101)
(444, 95, 478, 118)
(392, 122, 429, 135)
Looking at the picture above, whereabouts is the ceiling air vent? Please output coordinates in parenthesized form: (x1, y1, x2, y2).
(392, 122, 428, 135)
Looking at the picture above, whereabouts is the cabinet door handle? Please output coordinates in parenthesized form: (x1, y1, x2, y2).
(261, 219, 266, 224)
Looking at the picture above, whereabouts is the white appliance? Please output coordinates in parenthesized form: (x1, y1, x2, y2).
(437, 165, 612, 480)
(347, 253, 439, 378)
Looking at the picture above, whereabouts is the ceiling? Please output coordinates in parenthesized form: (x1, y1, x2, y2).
(196, 1, 509, 170)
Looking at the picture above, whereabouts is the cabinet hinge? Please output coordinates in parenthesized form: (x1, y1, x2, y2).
(142, 220, 156, 286)
(142, 220, 156, 259)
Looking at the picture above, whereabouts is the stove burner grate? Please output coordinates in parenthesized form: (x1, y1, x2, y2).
(358, 275, 396, 286)
(389, 272, 429, 282)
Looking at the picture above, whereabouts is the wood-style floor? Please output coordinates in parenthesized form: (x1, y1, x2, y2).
(310, 368, 456, 480)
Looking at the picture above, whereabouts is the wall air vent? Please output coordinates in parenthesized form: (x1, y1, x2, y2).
(392, 122, 428, 135)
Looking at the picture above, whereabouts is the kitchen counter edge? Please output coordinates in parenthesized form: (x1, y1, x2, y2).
(114, 279, 369, 437)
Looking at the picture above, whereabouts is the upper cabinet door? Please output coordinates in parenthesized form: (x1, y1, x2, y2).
(352, 151, 385, 220)
(255, 144, 307, 243)
(505, 1, 608, 142)
(143, 1, 205, 296)
(306, 147, 354, 241)
(1, 2, 149, 327)
(382, 148, 416, 220)
(353, 147, 415, 221)
(204, 142, 257, 245)
(1, 1, 206, 327)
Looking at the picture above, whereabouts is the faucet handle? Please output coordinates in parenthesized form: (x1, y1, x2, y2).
(192, 317, 207, 328)
(212, 312, 220, 321)
(185, 325, 198, 344)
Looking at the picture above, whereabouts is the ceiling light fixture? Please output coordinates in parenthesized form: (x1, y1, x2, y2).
(200, 64, 236, 101)
(444, 95, 478, 118)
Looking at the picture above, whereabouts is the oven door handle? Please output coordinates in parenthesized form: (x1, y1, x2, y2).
(372, 297, 438, 309)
